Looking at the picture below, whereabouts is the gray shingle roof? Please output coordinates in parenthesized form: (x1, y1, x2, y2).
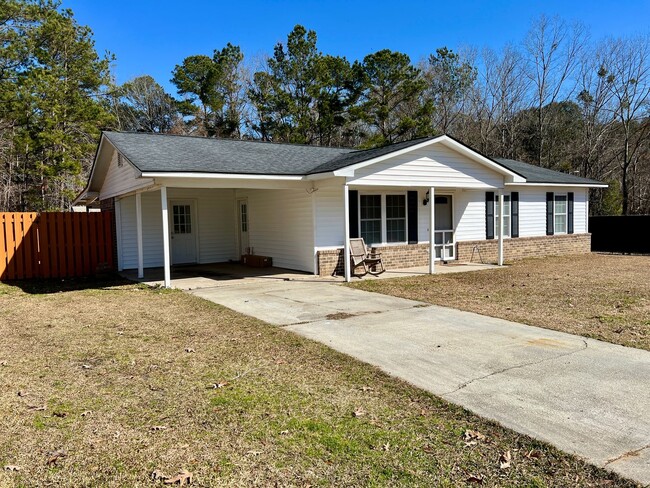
(102, 131, 604, 185)
(103, 131, 353, 175)
(493, 158, 603, 185)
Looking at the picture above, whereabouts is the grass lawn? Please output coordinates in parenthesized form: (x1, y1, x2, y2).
(352, 254, 650, 352)
(0, 278, 639, 487)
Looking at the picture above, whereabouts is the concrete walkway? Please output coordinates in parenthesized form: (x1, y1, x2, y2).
(188, 280, 650, 485)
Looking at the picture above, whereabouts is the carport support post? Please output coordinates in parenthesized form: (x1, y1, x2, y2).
(161, 186, 171, 288)
(498, 190, 504, 266)
(429, 187, 435, 274)
(136, 192, 144, 279)
(343, 184, 351, 282)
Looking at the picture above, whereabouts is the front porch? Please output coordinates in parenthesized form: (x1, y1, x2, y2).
(120, 261, 499, 291)
(115, 182, 509, 287)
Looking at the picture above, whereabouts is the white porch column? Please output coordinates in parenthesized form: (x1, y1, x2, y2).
(135, 192, 144, 279)
(343, 184, 351, 282)
(498, 189, 504, 266)
(161, 186, 171, 288)
(429, 187, 435, 274)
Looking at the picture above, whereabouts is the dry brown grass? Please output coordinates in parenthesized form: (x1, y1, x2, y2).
(0, 277, 639, 487)
(352, 254, 650, 351)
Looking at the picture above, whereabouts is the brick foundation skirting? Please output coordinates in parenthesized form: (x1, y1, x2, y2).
(316, 233, 592, 276)
(456, 233, 592, 264)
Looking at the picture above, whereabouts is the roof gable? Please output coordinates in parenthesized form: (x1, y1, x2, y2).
(323, 136, 525, 184)
(346, 139, 511, 188)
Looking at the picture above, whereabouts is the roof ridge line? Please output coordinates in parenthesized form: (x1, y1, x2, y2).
(102, 130, 356, 151)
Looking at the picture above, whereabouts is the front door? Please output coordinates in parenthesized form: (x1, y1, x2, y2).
(170, 201, 197, 264)
(237, 199, 249, 256)
(434, 195, 455, 260)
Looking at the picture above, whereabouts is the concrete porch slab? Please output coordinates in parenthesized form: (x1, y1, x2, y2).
(120, 261, 500, 291)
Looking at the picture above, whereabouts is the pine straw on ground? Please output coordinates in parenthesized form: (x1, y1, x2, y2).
(0, 277, 639, 487)
(352, 254, 650, 352)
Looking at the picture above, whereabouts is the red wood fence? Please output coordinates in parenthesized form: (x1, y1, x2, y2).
(0, 212, 114, 280)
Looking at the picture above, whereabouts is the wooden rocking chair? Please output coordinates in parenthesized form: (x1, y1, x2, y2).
(349, 238, 385, 277)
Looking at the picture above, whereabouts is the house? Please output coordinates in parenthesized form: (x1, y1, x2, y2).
(74, 132, 605, 287)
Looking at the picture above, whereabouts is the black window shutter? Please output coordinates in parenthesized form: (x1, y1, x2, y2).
(485, 192, 495, 240)
(407, 191, 418, 244)
(546, 192, 554, 235)
(349, 190, 359, 238)
(568, 192, 574, 234)
(511, 192, 519, 238)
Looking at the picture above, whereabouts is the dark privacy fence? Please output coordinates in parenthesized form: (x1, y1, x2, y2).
(589, 215, 650, 254)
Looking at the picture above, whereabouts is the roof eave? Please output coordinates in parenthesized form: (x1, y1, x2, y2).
(305, 171, 341, 180)
(140, 171, 305, 180)
(72, 191, 99, 206)
(504, 182, 608, 188)
(72, 133, 107, 205)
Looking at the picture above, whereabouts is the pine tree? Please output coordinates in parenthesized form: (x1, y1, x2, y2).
(1, 0, 113, 210)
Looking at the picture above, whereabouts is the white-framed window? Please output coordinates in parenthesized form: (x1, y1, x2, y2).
(385, 194, 406, 243)
(359, 193, 407, 245)
(360, 194, 382, 245)
(554, 194, 567, 234)
(495, 194, 511, 237)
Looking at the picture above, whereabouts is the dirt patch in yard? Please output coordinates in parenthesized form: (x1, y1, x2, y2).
(0, 277, 638, 486)
(351, 254, 650, 351)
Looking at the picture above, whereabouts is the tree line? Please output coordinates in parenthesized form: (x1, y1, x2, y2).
(1, 0, 649, 214)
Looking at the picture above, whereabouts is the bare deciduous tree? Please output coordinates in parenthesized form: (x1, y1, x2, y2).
(524, 15, 587, 166)
(600, 36, 650, 214)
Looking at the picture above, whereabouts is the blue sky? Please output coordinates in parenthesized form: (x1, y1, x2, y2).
(65, 0, 650, 93)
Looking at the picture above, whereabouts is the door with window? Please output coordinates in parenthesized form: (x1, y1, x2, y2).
(170, 201, 197, 264)
(434, 195, 454, 260)
(237, 199, 250, 256)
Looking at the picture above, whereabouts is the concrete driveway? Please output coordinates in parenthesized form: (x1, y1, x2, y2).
(189, 280, 650, 485)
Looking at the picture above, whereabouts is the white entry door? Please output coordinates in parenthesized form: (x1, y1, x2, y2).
(434, 195, 455, 260)
(237, 199, 249, 256)
(170, 201, 197, 264)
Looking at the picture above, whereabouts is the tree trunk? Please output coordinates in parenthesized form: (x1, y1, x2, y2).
(622, 134, 630, 215)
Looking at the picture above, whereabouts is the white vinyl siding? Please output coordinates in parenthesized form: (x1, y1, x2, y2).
(507, 186, 588, 237)
(314, 183, 345, 248)
(420, 187, 588, 244)
(348, 144, 504, 189)
(100, 150, 153, 200)
(118, 188, 236, 270)
(574, 189, 587, 233)
(452, 191, 486, 242)
(118, 191, 163, 269)
(235, 188, 314, 272)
